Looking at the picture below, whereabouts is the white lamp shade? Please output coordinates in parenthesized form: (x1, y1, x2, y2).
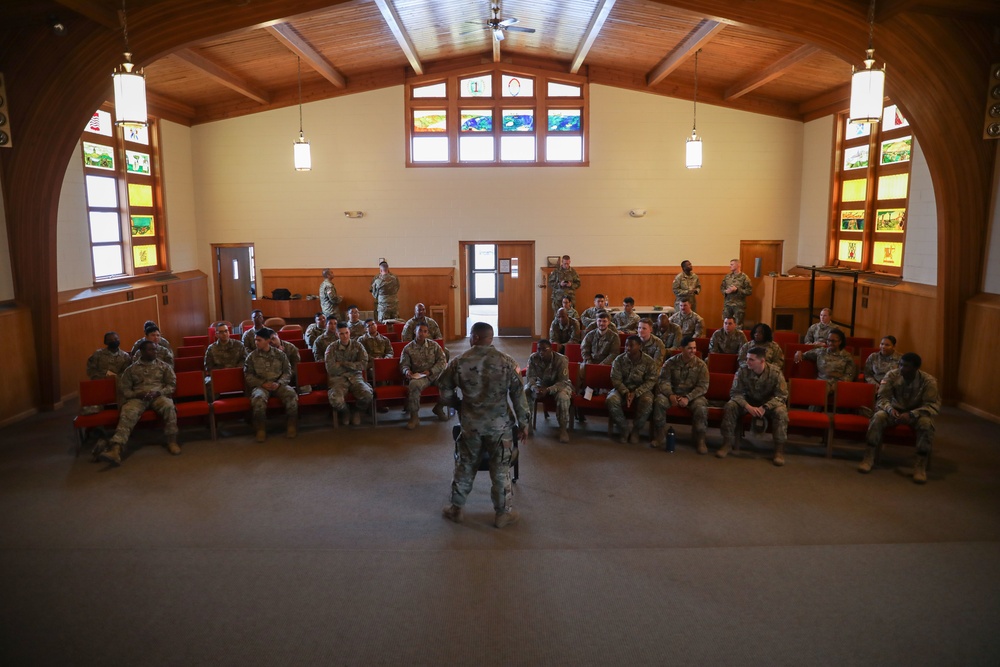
(849, 65, 885, 124)
(686, 134, 703, 169)
(113, 60, 147, 128)
(294, 136, 312, 171)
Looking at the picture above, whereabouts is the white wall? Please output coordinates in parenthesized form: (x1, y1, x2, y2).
(56, 148, 90, 291)
(796, 116, 834, 268)
(902, 138, 938, 285)
(983, 141, 1000, 295)
(0, 166, 15, 301)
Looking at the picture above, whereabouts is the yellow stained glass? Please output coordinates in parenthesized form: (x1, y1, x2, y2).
(877, 173, 909, 200)
(838, 239, 863, 263)
(873, 241, 904, 267)
(133, 244, 157, 268)
(841, 179, 867, 202)
(128, 183, 153, 207)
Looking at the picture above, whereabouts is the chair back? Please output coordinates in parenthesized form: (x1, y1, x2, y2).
(834, 381, 876, 411)
(296, 361, 328, 390)
(176, 344, 206, 358)
(563, 343, 583, 363)
(789, 378, 829, 410)
(845, 336, 875, 352)
(706, 353, 738, 374)
(175, 371, 207, 400)
(264, 317, 286, 329)
(581, 363, 614, 391)
(373, 357, 405, 385)
(299, 348, 315, 363)
(280, 324, 303, 333)
(772, 331, 800, 347)
(707, 373, 735, 402)
(391, 340, 408, 356)
(568, 362, 580, 386)
(694, 337, 710, 358)
(211, 367, 246, 395)
(277, 329, 303, 341)
(238, 319, 254, 334)
(175, 357, 204, 373)
(80, 378, 118, 406)
(183, 335, 211, 347)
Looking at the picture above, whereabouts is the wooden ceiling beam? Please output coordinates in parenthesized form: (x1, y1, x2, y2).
(373, 0, 423, 76)
(146, 91, 196, 119)
(646, 19, 725, 87)
(569, 0, 618, 74)
(54, 0, 120, 31)
(798, 81, 852, 116)
(723, 44, 821, 100)
(265, 23, 346, 88)
(493, 36, 501, 64)
(172, 48, 270, 105)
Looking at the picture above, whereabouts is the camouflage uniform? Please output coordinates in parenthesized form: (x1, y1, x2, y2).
(438, 344, 529, 515)
(204, 338, 246, 373)
(401, 316, 443, 342)
(275, 339, 301, 384)
(324, 339, 373, 412)
(583, 320, 619, 336)
(653, 320, 683, 350)
(244, 347, 298, 421)
(347, 320, 366, 340)
(130, 335, 171, 355)
(399, 339, 447, 414)
(638, 335, 667, 366)
(670, 310, 705, 338)
(564, 307, 580, 322)
(612, 310, 641, 334)
(132, 344, 173, 368)
(721, 363, 789, 447)
(803, 321, 834, 345)
(370, 272, 401, 322)
(109, 358, 177, 448)
(242, 326, 266, 351)
(319, 278, 342, 322)
(524, 351, 574, 430)
(581, 328, 620, 365)
(549, 317, 582, 345)
(721, 271, 753, 328)
(547, 266, 581, 314)
(864, 351, 902, 385)
(709, 328, 748, 355)
(87, 348, 132, 380)
(738, 340, 784, 370)
(867, 368, 940, 455)
(303, 323, 324, 348)
(653, 353, 710, 445)
(311, 330, 338, 363)
(672, 272, 702, 312)
(358, 331, 394, 366)
(802, 347, 857, 393)
(580, 307, 603, 331)
(606, 352, 658, 437)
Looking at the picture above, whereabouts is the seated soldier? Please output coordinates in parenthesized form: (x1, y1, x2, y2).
(737, 323, 784, 370)
(708, 316, 747, 355)
(549, 307, 582, 345)
(606, 335, 658, 444)
(864, 335, 902, 385)
(399, 323, 448, 429)
(804, 308, 835, 346)
(669, 298, 705, 338)
(345, 305, 366, 339)
(581, 311, 620, 366)
(653, 312, 683, 352)
(311, 317, 339, 363)
(718, 346, 790, 465)
(859, 352, 940, 483)
(130, 319, 172, 354)
(304, 312, 327, 349)
(325, 321, 373, 426)
(580, 294, 609, 331)
(358, 318, 393, 362)
(560, 296, 580, 323)
(636, 318, 666, 365)
(270, 331, 302, 393)
(131, 325, 174, 367)
(245, 327, 298, 442)
(612, 297, 640, 334)
(524, 339, 573, 443)
(794, 328, 856, 399)
(583, 317, 619, 336)
(204, 322, 246, 375)
(401, 303, 443, 342)
(97, 340, 179, 466)
(652, 336, 711, 453)
(241, 309, 267, 350)
(83, 331, 132, 415)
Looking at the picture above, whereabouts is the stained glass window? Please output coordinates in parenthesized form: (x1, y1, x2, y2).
(877, 173, 909, 200)
(875, 208, 905, 233)
(412, 82, 446, 98)
(460, 111, 493, 132)
(872, 241, 904, 267)
(413, 110, 447, 133)
(126, 150, 150, 174)
(548, 82, 581, 97)
(843, 145, 868, 170)
(502, 110, 534, 132)
(840, 210, 865, 231)
(882, 104, 909, 129)
(83, 142, 114, 170)
(85, 110, 113, 137)
(131, 215, 154, 237)
(845, 119, 870, 139)
(548, 110, 581, 132)
(841, 179, 867, 202)
(502, 75, 533, 97)
(133, 245, 158, 268)
(460, 75, 492, 98)
(880, 136, 911, 164)
(838, 239, 863, 263)
(86, 175, 118, 207)
(128, 183, 153, 207)
(123, 125, 149, 145)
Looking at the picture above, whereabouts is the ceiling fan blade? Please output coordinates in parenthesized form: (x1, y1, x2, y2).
(458, 24, 489, 36)
(505, 26, 535, 34)
(498, 18, 518, 27)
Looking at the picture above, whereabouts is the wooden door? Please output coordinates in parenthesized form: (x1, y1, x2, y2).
(496, 241, 535, 336)
(216, 245, 253, 324)
(739, 240, 783, 327)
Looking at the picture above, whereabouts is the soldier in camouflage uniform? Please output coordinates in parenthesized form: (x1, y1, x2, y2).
(672, 260, 702, 313)
(560, 296, 580, 323)
(606, 336, 658, 443)
(547, 255, 581, 315)
(718, 346, 789, 465)
(370, 261, 401, 322)
(130, 320, 172, 355)
(709, 316, 748, 354)
(738, 323, 784, 370)
(653, 312, 683, 352)
(580, 294, 609, 331)
(311, 318, 340, 363)
(669, 298, 705, 338)
(637, 319, 667, 365)
(524, 339, 573, 442)
(345, 305, 366, 339)
(613, 297, 641, 333)
(98, 341, 179, 466)
(359, 319, 393, 364)
(131, 326, 174, 367)
(84, 332, 132, 415)
(859, 352, 940, 483)
(324, 322, 373, 425)
(319, 269, 343, 322)
(242, 310, 267, 350)
(399, 323, 448, 429)
(794, 328, 857, 397)
(303, 312, 327, 349)
(864, 336, 902, 385)
(244, 327, 298, 442)
(549, 308, 582, 345)
(720, 259, 753, 328)
(804, 308, 835, 345)
(440, 322, 529, 529)
(653, 336, 711, 453)
(580, 311, 620, 366)
(204, 323, 246, 374)
(401, 302, 443, 342)
(270, 332, 302, 391)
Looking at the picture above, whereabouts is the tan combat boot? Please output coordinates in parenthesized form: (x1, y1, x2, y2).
(773, 442, 786, 467)
(558, 427, 570, 443)
(166, 439, 181, 456)
(99, 442, 122, 466)
(441, 505, 464, 523)
(913, 455, 928, 484)
(406, 414, 419, 430)
(254, 420, 266, 443)
(858, 446, 876, 473)
(351, 409, 362, 426)
(694, 436, 708, 455)
(433, 403, 449, 421)
(650, 426, 664, 449)
(286, 418, 297, 439)
(716, 438, 733, 459)
(495, 510, 520, 529)
(618, 422, 631, 444)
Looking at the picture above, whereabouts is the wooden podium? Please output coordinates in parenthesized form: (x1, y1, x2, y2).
(759, 275, 832, 335)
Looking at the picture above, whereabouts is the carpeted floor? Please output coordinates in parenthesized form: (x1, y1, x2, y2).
(1, 337, 998, 665)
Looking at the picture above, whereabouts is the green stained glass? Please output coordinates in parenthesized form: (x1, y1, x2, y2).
(131, 215, 154, 237)
(502, 110, 533, 132)
(128, 183, 153, 207)
(547, 110, 581, 132)
(83, 142, 114, 170)
(841, 179, 867, 202)
(875, 208, 905, 233)
(133, 244, 157, 268)
(126, 150, 151, 174)
(880, 136, 911, 164)
(460, 111, 492, 132)
(840, 209, 864, 231)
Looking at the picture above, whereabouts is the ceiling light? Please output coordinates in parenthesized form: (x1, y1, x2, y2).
(686, 49, 702, 169)
(849, 0, 886, 124)
(112, 0, 147, 128)
(294, 56, 311, 171)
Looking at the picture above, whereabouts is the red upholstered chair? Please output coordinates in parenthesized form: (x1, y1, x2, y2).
(173, 370, 213, 439)
(570, 363, 614, 432)
(785, 344, 818, 380)
(830, 381, 876, 457)
(386, 331, 402, 343)
(845, 336, 875, 353)
(693, 337, 710, 359)
(563, 343, 582, 363)
(73, 378, 120, 452)
(210, 368, 251, 434)
(772, 331, 800, 347)
(705, 328, 718, 339)
(280, 324, 303, 333)
(295, 361, 334, 426)
(706, 353, 738, 374)
(705, 372, 736, 430)
(277, 329, 303, 342)
(786, 378, 832, 452)
(175, 344, 206, 358)
(183, 335, 210, 347)
(175, 356, 204, 373)
(391, 340, 407, 357)
(371, 357, 440, 425)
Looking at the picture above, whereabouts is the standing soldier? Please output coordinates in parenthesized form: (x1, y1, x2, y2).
(547, 255, 581, 316)
(399, 323, 448, 429)
(371, 260, 401, 322)
(606, 335, 658, 444)
(720, 258, 753, 328)
(718, 347, 789, 466)
(319, 268, 343, 322)
(708, 316, 747, 355)
(245, 327, 298, 442)
(653, 337, 711, 453)
(525, 339, 573, 443)
(672, 260, 702, 313)
(97, 340, 179, 466)
(439, 322, 529, 529)
(324, 321, 373, 426)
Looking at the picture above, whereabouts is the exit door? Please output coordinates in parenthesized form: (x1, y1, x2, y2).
(739, 240, 783, 327)
(496, 241, 534, 336)
(215, 245, 254, 325)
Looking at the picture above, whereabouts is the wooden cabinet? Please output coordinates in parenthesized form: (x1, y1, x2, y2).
(759, 275, 832, 335)
(251, 298, 317, 322)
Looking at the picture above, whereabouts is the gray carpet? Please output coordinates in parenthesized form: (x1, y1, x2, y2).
(1, 338, 998, 665)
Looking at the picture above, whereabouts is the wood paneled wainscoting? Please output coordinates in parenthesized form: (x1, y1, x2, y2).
(58, 271, 210, 402)
(958, 294, 1000, 422)
(0, 305, 40, 427)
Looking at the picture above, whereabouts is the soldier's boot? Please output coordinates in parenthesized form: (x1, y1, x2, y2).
(286, 418, 298, 439)
(441, 504, 464, 523)
(91, 437, 108, 462)
(350, 409, 362, 426)
(495, 510, 520, 529)
(913, 455, 929, 484)
(254, 419, 267, 443)
(716, 438, 733, 459)
(166, 438, 181, 456)
(339, 408, 351, 426)
(433, 403, 449, 421)
(651, 426, 665, 449)
(694, 435, 708, 455)
(773, 441, 786, 467)
(99, 442, 122, 467)
(628, 427, 641, 445)
(558, 426, 570, 444)
(618, 421, 631, 444)
(858, 446, 877, 473)
(406, 414, 419, 430)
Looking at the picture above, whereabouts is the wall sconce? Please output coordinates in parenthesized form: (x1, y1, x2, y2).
(344, 211, 365, 219)
(628, 209, 647, 218)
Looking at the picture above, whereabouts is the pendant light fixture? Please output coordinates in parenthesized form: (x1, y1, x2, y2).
(685, 49, 703, 169)
(849, 0, 886, 124)
(294, 56, 312, 171)
(112, 0, 147, 128)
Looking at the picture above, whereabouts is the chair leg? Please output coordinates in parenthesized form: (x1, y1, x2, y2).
(210, 410, 217, 441)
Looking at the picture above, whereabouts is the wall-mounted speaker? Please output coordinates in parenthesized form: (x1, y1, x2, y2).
(985, 62, 1000, 141)
(0, 72, 12, 148)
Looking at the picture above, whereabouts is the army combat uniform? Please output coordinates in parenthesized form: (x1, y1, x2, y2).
(524, 350, 574, 439)
(580, 328, 620, 366)
(864, 351, 902, 385)
(709, 328, 747, 355)
(612, 310, 640, 334)
(670, 310, 705, 338)
(370, 272, 400, 322)
(304, 323, 325, 348)
(549, 317, 582, 345)
(653, 353, 711, 452)
(132, 344, 173, 368)
(719, 362, 789, 464)
(802, 347, 857, 394)
(347, 320, 366, 340)
(653, 320, 683, 351)
(204, 338, 246, 373)
(242, 326, 266, 351)
(738, 340, 785, 370)
(311, 330, 338, 364)
(100, 357, 178, 464)
(547, 266, 581, 314)
(401, 316, 443, 342)
(862, 367, 940, 481)
(638, 335, 667, 366)
(319, 278, 343, 322)
(803, 321, 834, 345)
(324, 339, 372, 422)
(606, 351, 658, 443)
(399, 338, 448, 422)
(130, 335, 172, 355)
(358, 331, 394, 365)
(87, 348, 132, 380)
(672, 271, 702, 312)
(244, 346, 298, 439)
(720, 271, 753, 328)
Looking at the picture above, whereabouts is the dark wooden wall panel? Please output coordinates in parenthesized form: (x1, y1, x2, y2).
(0, 306, 40, 426)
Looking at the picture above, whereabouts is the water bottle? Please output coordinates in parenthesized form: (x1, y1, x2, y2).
(666, 427, 676, 453)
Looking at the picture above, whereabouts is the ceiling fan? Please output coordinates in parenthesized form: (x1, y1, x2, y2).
(462, 3, 537, 42)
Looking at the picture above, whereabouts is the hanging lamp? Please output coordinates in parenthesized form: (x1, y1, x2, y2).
(294, 56, 312, 171)
(112, 0, 147, 128)
(849, 0, 886, 124)
(686, 49, 703, 169)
